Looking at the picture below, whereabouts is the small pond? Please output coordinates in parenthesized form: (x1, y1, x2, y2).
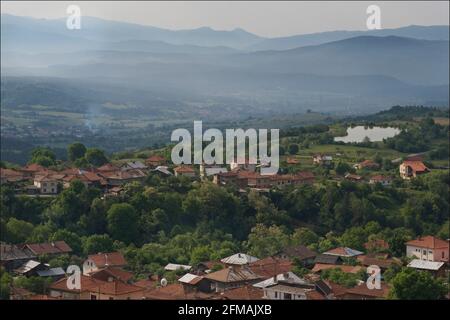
(334, 126, 401, 143)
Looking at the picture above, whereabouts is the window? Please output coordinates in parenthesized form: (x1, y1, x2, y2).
(443, 252, 445, 259)
(274, 292, 278, 298)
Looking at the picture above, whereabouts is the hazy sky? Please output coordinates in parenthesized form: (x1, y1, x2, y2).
(1, 1, 449, 37)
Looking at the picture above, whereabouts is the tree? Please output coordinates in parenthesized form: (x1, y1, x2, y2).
(288, 144, 299, 155)
(0, 267, 12, 300)
(29, 147, 56, 167)
(82, 234, 114, 255)
(335, 161, 351, 176)
(291, 227, 319, 247)
(389, 268, 446, 299)
(50, 229, 82, 255)
(107, 203, 139, 244)
(5, 218, 34, 243)
(85, 148, 108, 166)
(246, 224, 290, 258)
(67, 142, 87, 162)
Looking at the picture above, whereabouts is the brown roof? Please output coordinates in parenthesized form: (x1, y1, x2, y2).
(96, 163, 120, 172)
(88, 252, 127, 268)
(220, 285, 264, 300)
(49, 275, 105, 293)
(312, 264, 363, 274)
(0, 168, 25, 180)
(281, 245, 317, 260)
(305, 290, 326, 300)
(90, 280, 144, 296)
(402, 160, 429, 173)
(248, 257, 292, 278)
(358, 160, 380, 168)
(90, 267, 134, 282)
(286, 158, 300, 164)
(406, 236, 449, 249)
(145, 283, 215, 300)
(345, 282, 390, 299)
(174, 165, 195, 173)
(204, 266, 260, 283)
(23, 241, 72, 255)
(21, 163, 45, 173)
(147, 155, 166, 162)
(359, 256, 399, 269)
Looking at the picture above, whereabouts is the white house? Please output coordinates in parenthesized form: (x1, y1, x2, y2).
(405, 236, 449, 262)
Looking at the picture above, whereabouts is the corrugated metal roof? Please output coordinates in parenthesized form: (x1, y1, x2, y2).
(220, 253, 259, 265)
(37, 267, 65, 277)
(253, 272, 309, 288)
(164, 263, 192, 271)
(407, 259, 445, 271)
(178, 273, 201, 284)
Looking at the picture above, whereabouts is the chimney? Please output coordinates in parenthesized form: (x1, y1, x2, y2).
(273, 275, 278, 284)
(104, 254, 109, 266)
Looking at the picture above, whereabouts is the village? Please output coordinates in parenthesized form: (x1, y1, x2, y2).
(1, 151, 447, 300)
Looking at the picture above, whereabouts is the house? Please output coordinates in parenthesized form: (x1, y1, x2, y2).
(314, 254, 343, 265)
(358, 255, 400, 271)
(173, 165, 196, 178)
(100, 169, 146, 187)
(22, 241, 72, 257)
(199, 163, 228, 179)
(146, 155, 166, 168)
(49, 274, 144, 300)
(96, 163, 120, 173)
(0, 243, 37, 271)
(89, 266, 134, 283)
(253, 272, 313, 290)
(0, 168, 27, 184)
(256, 273, 316, 300)
(355, 160, 380, 170)
(230, 158, 257, 172)
(369, 175, 392, 186)
(342, 282, 390, 300)
(83, 252, 127, 275)
(178, 273, 211, 293)
(164, 263, 192, 272)
(248, 257, 293, 279)
(36, 267, 66, 280)
(323, 247, 364, 258)
(145, 283, 215, 300)
(220, 253, 259, 266)
(312, 264, 363, 274)
(405, 236, 449, 262)
(19, 163, 46, 178)
(204, 266, 261, 292)
(344, 173, 363, 182)
(14, 260, 47, 277)
(151, 166, 173, 177)
(270, 172, 315, 188)
(120, 161, 147, 171)
(313, 154, 333, 166)
(399, 160, 429, 179)
(275, 245, 317, 266)
(407, 259, 446, 277)
(33, 174, 60, 194)
(219, 284, 264, 300)
(9, 286, 34, 300)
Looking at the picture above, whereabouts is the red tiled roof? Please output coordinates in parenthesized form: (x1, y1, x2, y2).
(204, 267, 260, 283)
(305, 290, 326, 300)
(248, 257, 292, 278)
(49, 275, 105, 293)
(145, 283, 215, 300)
(358, 160, 380, 168)
(90, 280, 144, 296)
(220, 285, 264, 300)
(88, 252, 127, 268)
(402, 160, 428, 173)
(147, 155, 165, 162)
(345, 282, 390, 298)
(97, 163, 120, 172)
(23, 241, 72, 255)
(90, 267, 134, 282)
(406, 236, 449, 249)
(21, 163, 45, 172)
(174, 166, 195, 173)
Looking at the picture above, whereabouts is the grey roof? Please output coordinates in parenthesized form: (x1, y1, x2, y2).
(407, 259, 445, 271)
(221, 253, 259, 265)
(0, 243, 36, 262)
(122, 161, 147, 170)
(265, 284, 312, 295)
(281, 245, 317, 260)
(164, 263, 192, 271)
(14, 260, 42, 274)
(152, 166, 173, 176)
(253, 272, 311, 288)
(36, 267, 66, 277)
(314, 254, 342, 265)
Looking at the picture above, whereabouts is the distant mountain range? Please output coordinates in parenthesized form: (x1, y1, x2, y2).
(1, 14, 449, 117)
(1, 13, 449, 52)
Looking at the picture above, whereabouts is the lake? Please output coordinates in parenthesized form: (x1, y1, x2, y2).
(334, 126, 401, 143)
